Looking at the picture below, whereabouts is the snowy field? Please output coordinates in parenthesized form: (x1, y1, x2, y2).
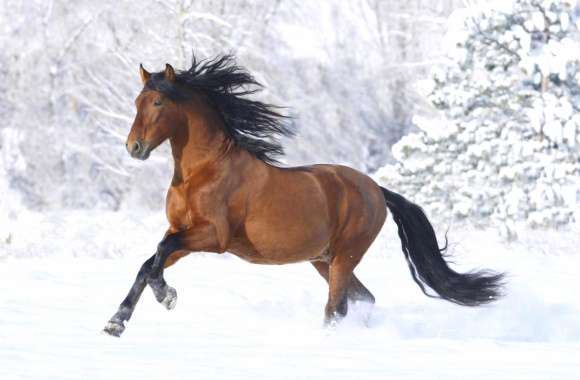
(1, 210, 579, 380)
(2, 1, 580, 379)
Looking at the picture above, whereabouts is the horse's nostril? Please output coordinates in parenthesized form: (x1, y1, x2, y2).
(133, 141, 142, 154)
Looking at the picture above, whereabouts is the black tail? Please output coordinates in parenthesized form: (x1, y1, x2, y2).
(380, 186, 504, 306)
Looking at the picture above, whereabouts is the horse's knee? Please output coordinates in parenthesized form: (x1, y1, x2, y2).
(157, 233, 182, 254)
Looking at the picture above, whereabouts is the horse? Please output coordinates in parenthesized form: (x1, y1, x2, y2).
(103, 55, 504, 337)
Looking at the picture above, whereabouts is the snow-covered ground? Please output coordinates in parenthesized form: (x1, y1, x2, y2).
(1, 210, 579, 379)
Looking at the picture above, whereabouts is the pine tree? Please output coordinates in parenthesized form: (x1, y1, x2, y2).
(377, 0, 580, 238)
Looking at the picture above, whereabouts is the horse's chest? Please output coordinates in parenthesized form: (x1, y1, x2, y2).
(165, 186, 194, 230)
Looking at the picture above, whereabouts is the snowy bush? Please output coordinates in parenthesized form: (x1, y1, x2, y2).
(378, 0, 580, 238)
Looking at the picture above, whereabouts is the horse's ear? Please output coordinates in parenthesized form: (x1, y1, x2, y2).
(164, 63, 176, 82)
(139, 64, 151, 85)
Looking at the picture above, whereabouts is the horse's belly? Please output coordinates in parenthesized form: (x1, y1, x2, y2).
(227, 165, 336, 264)
(228, 241, 328, 265)
(229, 218, 331, 264)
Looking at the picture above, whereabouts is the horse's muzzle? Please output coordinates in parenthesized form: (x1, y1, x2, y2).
(126, 139, 151, 160)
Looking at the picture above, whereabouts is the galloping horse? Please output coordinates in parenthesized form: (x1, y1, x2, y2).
(104, 55, 503, 337)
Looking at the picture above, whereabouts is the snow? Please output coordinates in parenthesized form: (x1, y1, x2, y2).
(1, 210, 579, 379)
(2, 1, 580, 378)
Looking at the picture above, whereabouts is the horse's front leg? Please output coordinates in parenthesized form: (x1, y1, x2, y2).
(146, 233, 183, 310)
(103, 254, 155, 337)
(103, 237, 187, 337)
(146, 222, 228, 310)
(104, 221, 227, 337)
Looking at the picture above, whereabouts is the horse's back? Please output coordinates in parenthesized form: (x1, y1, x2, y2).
(277, 163, 387, 248)
(307, 164, 387, 241)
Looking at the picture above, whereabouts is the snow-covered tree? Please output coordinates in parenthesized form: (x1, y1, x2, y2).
(378, 0, 580, 238)
(0, 0, 462, 211)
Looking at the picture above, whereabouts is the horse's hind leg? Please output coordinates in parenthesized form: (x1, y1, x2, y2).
(323, 251, 366, 325)
(311, 262, 375, 304)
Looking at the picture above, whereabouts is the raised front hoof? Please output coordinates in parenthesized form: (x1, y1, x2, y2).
(103, 320, 125, 337)
(161, 286, 177, 310)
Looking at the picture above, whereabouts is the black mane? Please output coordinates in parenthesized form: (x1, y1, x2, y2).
(145, 54, 294, 164)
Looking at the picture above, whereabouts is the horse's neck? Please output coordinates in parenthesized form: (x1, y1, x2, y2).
(170, 103, 230, 185)
(170, 139, 222, 186)
(169, 102, 270, 189)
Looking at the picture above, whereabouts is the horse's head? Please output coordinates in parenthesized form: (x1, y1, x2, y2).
(126, 55, 293, 163)
(126, 64, 184, 160)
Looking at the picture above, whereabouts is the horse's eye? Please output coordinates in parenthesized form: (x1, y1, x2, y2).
(154, 99, 162, 107)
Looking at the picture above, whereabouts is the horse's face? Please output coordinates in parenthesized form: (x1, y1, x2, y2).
(126, 64, 182, 160)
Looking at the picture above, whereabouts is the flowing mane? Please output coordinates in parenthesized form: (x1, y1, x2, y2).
(145, 54, 294, 163)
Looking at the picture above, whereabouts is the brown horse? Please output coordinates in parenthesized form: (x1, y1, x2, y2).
(103, 55, 504, 337)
